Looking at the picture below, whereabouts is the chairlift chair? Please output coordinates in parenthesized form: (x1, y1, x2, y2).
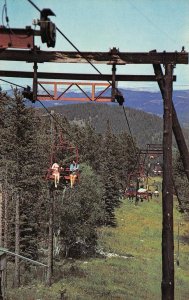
(45, 133, 79, 188)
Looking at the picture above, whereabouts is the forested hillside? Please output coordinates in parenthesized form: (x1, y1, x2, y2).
(40, 103, 163, 147)
(31, 88, 189, 126)
(0, 90, 137, 290)
(1, 91, 189, 298)
(38, 102, 189, 148)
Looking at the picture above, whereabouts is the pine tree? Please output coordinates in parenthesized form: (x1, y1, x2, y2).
(98, 122, 138, 225)
(117, 132, 138, 189)
(67, 121, 103, 172)
(173, 153, 189, 212)
(54, 163, 105, 258)
(0, 90, 47, 285)
(98, 122, 121, 226)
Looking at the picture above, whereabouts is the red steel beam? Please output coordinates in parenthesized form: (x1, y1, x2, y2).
(0, 27, 35, 49)
(38, 81, 112, 102)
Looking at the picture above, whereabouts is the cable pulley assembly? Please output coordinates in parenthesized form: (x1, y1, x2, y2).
(111, 63, 124, 106)
(39, 8, 56, 48)
(115, 88, 124, 106)
(22, 86, 34, 103)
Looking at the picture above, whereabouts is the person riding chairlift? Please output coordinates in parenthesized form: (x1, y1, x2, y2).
(51, 162, 60, 188)
(154, 189, 159, 197)
(69, 160, 79, 188)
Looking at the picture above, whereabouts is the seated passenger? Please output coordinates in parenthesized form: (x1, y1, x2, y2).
(70, 160, 79, 188)
(51, 162, 60, 188)
(137, 186, 147, 193)
(154, 190, 159, 197)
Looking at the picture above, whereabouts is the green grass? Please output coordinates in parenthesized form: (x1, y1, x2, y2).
(7, 180, 189, 299)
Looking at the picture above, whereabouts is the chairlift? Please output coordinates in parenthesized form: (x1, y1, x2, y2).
(45, 133, 79, 188)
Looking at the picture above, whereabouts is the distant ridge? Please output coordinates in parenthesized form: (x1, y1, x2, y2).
(4, 87, 189, 126)
(41, 102, 164, 147)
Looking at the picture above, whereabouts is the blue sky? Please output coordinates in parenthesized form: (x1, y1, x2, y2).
(1, 0, 189, 90)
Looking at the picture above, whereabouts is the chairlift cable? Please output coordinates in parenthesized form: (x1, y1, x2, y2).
(4, 0, 9, 27)
(0, 75, 80, 188)
(0, 76, 74, 145)
(0, 76, 86, 156)
(0, 77, 78, 148)
(0, 78, 25, 89)
(37, 99, 73, 140)
(38, 82, 55, 100)
(127, 0, 177, 46)
(122, 105, 138, 157)
(27, 0, 41, 13)
(26, 0, 139, 160)
(1, 3, 5, 26)
(26, 0, 124, 99)
(27, 0, 104, 77)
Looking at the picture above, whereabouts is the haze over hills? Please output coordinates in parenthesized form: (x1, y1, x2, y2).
(38, 101, 189, 149)
(4, 86, 189, 147)
(26, 88, 189, 126)
(121, 89, 189, 125)
(40, 102, 163, 147)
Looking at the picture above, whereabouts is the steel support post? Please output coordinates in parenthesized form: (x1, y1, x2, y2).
(161, 64, 174, 300)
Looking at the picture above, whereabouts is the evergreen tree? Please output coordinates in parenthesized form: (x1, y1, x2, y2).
(173, 153, 189, 212)
(98, 122, 122, 226)
(68, 121, 103, 172)
(0, 90, 47, 286)
(117, 132, 138, 189)
(54, 163, 105, 258)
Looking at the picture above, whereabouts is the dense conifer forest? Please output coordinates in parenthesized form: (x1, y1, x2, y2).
(41, 103, 163, 147)
(40, 102, 189, 148)
(0, 91, 137, 286)
(0, 90, 188, 295)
